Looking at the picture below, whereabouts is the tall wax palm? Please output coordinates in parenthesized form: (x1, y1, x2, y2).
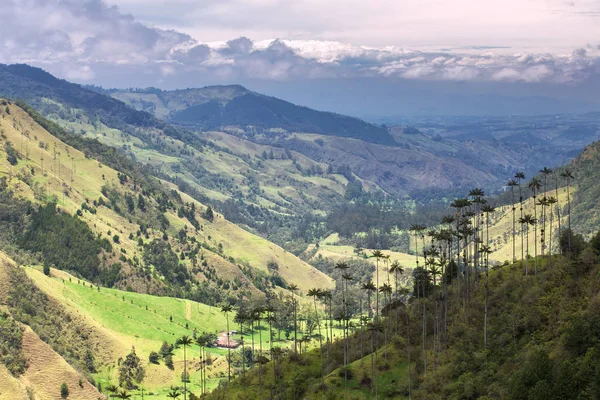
(409, 224, 424, 267)
(540, 167, 553, 254)
(427, 260, 441, 369)
(450, 198, 471, 296)
(253, 306, 265, 399)
(288, 283, 299, 353)
(528, 177, 542, 273)
(320, 290, 333, 357)
(561, 169, 575, 254)
(234, 309, 247, 375)
(176, 335, 193, 400)
(389, 261, 404, 334)
(221, 304, 233, 382)
(361, 281, 376, 319)
(196, 335, 208, 395)
(481, 204, 496, 248)
(368, 322, 383, 396)
(547, 196, 558, 256)
(341, 271, 354, 382)
(515, 172, 526, 263)
(507, 179, 519, 262)
(308, 288, 325, 387)
(481, 244, 493, 349)
(371, 250, 385, 322)
(379, 282, 393, 361)
(554, 171, 562, 245)
(519, 214, 537, 275)
(536, 197, 549, 256)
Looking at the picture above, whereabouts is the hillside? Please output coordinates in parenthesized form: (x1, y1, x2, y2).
(104, 85, 396, 145)
(206, 250, 600, 399)
(0, 99, 332, 295)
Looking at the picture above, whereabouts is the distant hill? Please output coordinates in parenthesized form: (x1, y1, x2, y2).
(104, 85, 397, 145)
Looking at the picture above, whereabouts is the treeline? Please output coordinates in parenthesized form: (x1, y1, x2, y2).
(20, 203, 112, 280)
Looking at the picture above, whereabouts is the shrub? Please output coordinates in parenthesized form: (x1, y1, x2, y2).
(60, 383, 69, 398)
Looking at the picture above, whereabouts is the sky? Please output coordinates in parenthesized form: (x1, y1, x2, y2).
(1, 0, 600, 117)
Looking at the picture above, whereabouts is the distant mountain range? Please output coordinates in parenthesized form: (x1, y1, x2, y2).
(97, 85, 396, 145)
(1, 63, 599, 204)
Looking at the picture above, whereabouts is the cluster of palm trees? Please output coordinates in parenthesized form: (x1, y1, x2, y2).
(506, 167, 575, 272)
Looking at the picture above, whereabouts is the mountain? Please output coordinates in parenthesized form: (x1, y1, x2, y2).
(102, 85, 396, 145)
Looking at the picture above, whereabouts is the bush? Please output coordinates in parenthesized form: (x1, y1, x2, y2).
(149, 351, 160, 364)
(60, 383, 69, 398)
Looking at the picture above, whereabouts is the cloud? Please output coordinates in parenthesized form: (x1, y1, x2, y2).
(0, 0, 599, 88)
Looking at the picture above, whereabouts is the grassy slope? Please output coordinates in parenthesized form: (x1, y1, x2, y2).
(0, 101, 333, 293)
(50, 103, 355, 218)
(0, 254, 104, 400)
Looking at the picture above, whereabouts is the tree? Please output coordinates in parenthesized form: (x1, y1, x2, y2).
(60, 383, 69, 398)
(105, 384, 118, 398)
(118, 347, 145, 390)
(561, 169, 575, 254)
(547, 196, 558, 256)
(519, 214, 537, 275)
(528, 177, 542, 273)
(203, 206, 214, 222)
(166, 390, 181, 399)
(308, 288, 325, 387)
(288, 283, 299, 353)
(116, 391, 132, 400)
(507, 179, 519, 262)
(176, 335, 194, 400)
(370, 250, 385, 322)
(540, 167, 553, 255)
(221, 304, 233, 382)
(515, 172, 526, 264)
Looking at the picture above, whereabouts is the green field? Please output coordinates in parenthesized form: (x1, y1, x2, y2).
(24, 266, 343, 398)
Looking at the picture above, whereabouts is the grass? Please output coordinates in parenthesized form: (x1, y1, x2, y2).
(23, 265, 340, 398)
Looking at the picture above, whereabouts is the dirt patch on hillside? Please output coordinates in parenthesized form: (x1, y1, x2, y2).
(18, 326, 103, 400)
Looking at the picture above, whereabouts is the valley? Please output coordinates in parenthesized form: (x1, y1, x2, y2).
(0, 64, 599, 400)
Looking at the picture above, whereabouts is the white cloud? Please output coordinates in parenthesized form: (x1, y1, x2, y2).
(0, 0, 599, 88)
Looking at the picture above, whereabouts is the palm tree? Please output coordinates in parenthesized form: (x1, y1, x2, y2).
(320, 289, 333, 359)
(221, 304, 233, 382)
(105, 384, 118, 398)
(540, 167, 553, 254)
(561, 168, 575, 254)
(515, 172, 526, 263)
(536, 197, 549, 256)
(196, 335, 208, 395)
(528, 177, 542, 272)
(389, 261, 404, 334)
(379, 282, 393, 360)
(481, 244, 493, 349)
(234, 309, 247, 375)
(519, 214, 537, 275)
(116, 391, 132, 400)
(547, 196, 558, 256)
(368, 322, 383, 397)
(308, 288, 325, 387)
(253, 306, 265, 398)
(554, 170, 562, 246)
(177, 335, 194, 400)
(507, 179, 519, 262)
(166, 389, 181, 399)
(361, 281, 376, 319)
(288, 283, 299, 353)
(371, 250, 384, 322)
(341, 271, 353, 389)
